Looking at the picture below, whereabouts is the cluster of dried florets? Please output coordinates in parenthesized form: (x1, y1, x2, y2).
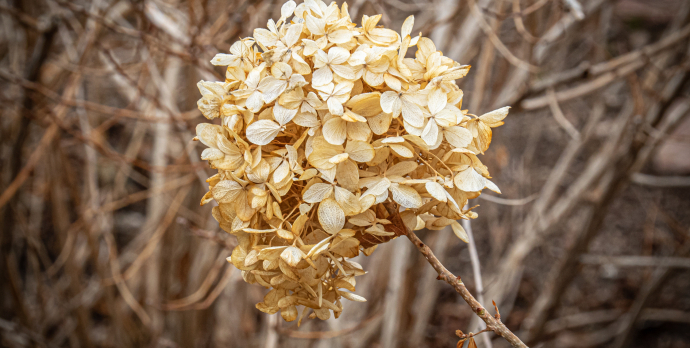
(195, 0, 509, 324)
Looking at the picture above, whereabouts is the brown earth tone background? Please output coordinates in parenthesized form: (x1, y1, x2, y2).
(1, 0, 690, 347)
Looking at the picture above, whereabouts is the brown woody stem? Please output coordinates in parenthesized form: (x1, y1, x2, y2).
(404, 227, 528, 348)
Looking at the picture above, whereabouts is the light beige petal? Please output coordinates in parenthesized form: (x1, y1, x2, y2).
(327, 46, 350, 64)
(293, 112, 320, 128)
(361, 177, 391, 196)
(434, 108, 458, 127)
(327, 97, 344, 116)
(386, 161, 418, 176)
(428, 88, 447, 115)
(334, 186, 361, 216)
(323, 117, 347, 145)
(305, 14, 326, 35)
(303, 183, 334, 203)
(212, 180, 243, 203)
(273, 104, 298, 125)
(451, 221, 469, 243)
(454, 167, 486, 192)
(389, 183, 423, 208)
(340, 292, 367, 302)
(331, 64, 356, 80)
(272, 160, 291, 183)
(335, 160, 359, 191)
(284, 23, 303, 47)
(246, 119, 281, 145)
(254, 28, 278, 48)
(401, 100, 425, 127)
(425, 182, 447, 202)
(443, 126, 472, 149)
(318, 198, 345, 234)
(380, 91, 400, 116)
(388, 143, 413, 158)
(346, 121, 371, 142)
(312, 66, 333, 87)
(328, 29, 353, 44)
(280, 246, 304, 267)
(479, 106, 510, 127)
(345, 140, 375, 162)
(421, 119, 439, 145)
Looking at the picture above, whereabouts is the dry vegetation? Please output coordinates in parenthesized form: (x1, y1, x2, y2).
(1, 0, 690, 347)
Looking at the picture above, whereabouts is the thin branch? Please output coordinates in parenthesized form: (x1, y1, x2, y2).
(580, 254, 690, 269)
(464, 215, 493, 348)
(631, 173, 690, 187)
(547, 88, 581, 141)
(404, 227, 528, 348)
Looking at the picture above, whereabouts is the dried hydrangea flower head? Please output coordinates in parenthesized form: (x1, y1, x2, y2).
(195, 0, 509, 324)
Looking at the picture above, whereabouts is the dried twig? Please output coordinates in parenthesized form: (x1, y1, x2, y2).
(404, 227, 528, 348)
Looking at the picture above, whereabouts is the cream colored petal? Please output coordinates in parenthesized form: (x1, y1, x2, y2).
(211, 53, 239, 66)
(484, 179, 501, 194)
(328, 153, 349, 164)
(453, 167, 486, 192)
(425, 182, 447, 202)
(388, 144, 413, 158)
(361, 177, 391, 196)
(340, 292, 367, 302)
(403, 120, 423, 136)
(246, 91, 265, 113)
(451, 221, 469, 243)
(273, 104, 298, 125)
(401, 100, 425, 127)
(201, 148, 224, 160)
(284, 23, 303, 47)
(328, 46, 350, 64)
(389, 183, 422, 208)
(363, 70, 385, 87)
(434, 108, 457, 127)
(327, 97, 344, 116)
(332, 81, 354, 97)
(303, 183, 334, 203)
(293, 112, 320, 128)
(305, 14, 326, 36)
(348, 51, 367, 65)
(272, 160, 291, 183)
(346, 121, 371, 142)
(280, 246, 304, 267)
(331, 64, 356, 80)
(479, 106, 510, 127)
(328, 29, 353, 44)
(335, 160, 359, 191)
(401, 15, 414, 38)
(318, 198, 345, 234)
(281, 0, 297, 18)
(368, 112, 392, 135)
(246, 119, 281, 145)
(334, 186, 361, 216)
(212, 180, 243, 203)
(254, 28, 278, 47)
(443, 126, 472, 149)
(380, 91, 401, 117)
(259, 77, 287, 103)
(345, 140, 375, 162)
(421, 119, 439, 145)
(323, 117, 347, 145)
(386, 161, 418, 176)
(428, 88, 447, 115)
(312, 66, 333, 87)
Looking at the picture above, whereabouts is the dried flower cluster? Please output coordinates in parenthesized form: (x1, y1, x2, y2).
(195, 0, 509, 323)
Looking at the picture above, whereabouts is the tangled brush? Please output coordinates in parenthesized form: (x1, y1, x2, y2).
(195, 0, 509, 324)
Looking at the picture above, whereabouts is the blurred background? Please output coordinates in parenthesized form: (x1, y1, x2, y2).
(2, 0, 690, 347)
